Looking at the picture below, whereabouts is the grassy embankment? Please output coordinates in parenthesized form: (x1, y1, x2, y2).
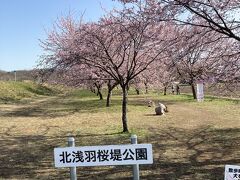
(0, 81, 58, 103)
(0, 81, 239, 179)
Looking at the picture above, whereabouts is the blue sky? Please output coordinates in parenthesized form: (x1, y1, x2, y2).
(0, 0, 121, 71)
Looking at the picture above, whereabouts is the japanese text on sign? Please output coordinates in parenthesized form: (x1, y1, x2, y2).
(54, 144, 153, 167)
(225, 165, 240, 180)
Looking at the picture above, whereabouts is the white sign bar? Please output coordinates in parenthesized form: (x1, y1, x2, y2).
(54, 144, 153, 167)
(197, 83, 204, 102)
(224, 165, 240, 180)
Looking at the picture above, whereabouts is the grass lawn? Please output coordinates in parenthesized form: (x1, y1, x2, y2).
(0, 83, 239, 179)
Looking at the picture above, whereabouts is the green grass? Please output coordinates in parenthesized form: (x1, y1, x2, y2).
(0, 87, 239, 179)
(0, 81, 60, 103)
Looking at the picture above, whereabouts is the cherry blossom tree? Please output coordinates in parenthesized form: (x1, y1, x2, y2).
(152, 58, 177, 95)
(117, 0, 240, 89)
(130, 69, 156, 95)
(78, 14, 173, 132)
(166, 25, 231, 98)
(39, 7, 174, 132)
(38, 16, 120, 106)
(204, 36, 240, 87)
(141, 69, 156, 94)
(130, 76, 143, 95)
(118, 0, 240, 41)
(162, 0, 240, 42)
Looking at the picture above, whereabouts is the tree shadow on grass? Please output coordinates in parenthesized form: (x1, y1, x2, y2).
(23, 85, 57, 96)
(0, 126, 132, 179)
(0, 96, 122, 118)
(141, 126, 240, 180)
(0, 96, 176, 118)
(0, 126, 239, 179)
(0, 93, 186, 119)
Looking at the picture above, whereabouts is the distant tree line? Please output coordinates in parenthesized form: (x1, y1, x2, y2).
(0, 70, 35, 81)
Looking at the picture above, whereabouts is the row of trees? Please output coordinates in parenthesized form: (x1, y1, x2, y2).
(38, 0, 239, 132)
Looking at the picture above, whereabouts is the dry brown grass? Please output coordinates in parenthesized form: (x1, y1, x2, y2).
(0, 91, 239, 179)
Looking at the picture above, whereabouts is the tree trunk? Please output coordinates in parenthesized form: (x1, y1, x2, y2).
(191, 83, 197, 99)
(144, 83, 148, 94)
(163, 86, 167, 95)
(135, 88, 140, 95)
(106, 81, 118, 107)
(106, 88, 112, 107)
(121, 85, 129, 132)
(126, 84, 130, 91)
(95, 83, 103, 100)
(176, 85, 180, 95)
(98, 89, 103, 100)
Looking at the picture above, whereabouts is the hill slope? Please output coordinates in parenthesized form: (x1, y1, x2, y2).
(0, 81, 59, 103)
